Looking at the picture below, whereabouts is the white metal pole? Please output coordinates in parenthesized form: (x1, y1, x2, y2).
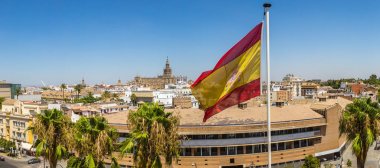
(264, 2, 272, 168)
(260, 21, 264, 96)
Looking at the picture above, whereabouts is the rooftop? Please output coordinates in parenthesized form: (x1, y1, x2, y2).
(169, 102, 323, 126)
(133, 91, 154, 98)
(2, 99, 18, 105)
(311, 97, 351, 111)
(105, 97, 351, 126)
(103, 111, 129, 124)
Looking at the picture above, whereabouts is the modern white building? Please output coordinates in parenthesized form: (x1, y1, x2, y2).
(153, 90, 176, 107)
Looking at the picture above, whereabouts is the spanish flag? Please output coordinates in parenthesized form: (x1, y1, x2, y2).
(191, 23, 262, 122)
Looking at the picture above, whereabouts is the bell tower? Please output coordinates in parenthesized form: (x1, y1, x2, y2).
(163, 57, 172, 78)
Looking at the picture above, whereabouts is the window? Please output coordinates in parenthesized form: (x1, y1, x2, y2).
(206, 134, 218, 139)
(220, 147, 227, 155)
(254, 145, 262, 153)
(202, 148, 210, 156)
(180, 149, 185, 156)
(301, 140, 307, 147)
(226, 134, 235, 139)
(278, 142, 285, 151)
(227, 146, 236, 155)
(236, 133, 244, 138)
(237, 146, 244, 154)
(308, 139, 314, 146)
(246, 145, 253, 154)
(285, 129, 292, 134)
(271, 143, 278, 151)
(194, 148, 202, 156)
(294, 141, 300, 148)
(194, 135, 205, 139)
(261, 144, 268, 152)
(285, 142, 293, 149)
(245, 133, 253, 138)
(211, 147, 218, 156)
(184, 148, 191, 156)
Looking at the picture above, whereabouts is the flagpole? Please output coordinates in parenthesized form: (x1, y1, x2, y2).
(263, 2, 272, 168)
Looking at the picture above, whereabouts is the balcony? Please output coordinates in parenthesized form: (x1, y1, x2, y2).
(181, 131, 321, 147)
(12, 136, 26, 141)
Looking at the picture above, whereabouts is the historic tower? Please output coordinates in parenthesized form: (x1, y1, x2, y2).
(163, 57, 172, 78)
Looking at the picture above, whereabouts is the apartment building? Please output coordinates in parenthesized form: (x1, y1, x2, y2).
(0, 99, 47, 155)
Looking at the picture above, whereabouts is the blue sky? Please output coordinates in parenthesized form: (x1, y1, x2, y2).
(1, 0, 379, 86)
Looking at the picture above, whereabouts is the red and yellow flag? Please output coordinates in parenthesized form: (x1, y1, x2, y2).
(191, 23, 262, 122)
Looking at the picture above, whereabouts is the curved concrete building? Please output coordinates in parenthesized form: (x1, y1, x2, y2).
(105, 97, 351, 168)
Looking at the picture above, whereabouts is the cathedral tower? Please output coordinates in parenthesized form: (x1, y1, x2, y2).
(163, 57, 172, 78)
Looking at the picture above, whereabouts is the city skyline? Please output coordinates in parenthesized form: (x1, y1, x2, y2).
(1, 0, 380, 86)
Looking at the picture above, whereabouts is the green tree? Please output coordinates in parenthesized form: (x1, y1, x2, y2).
(0, 97, 4, 110)
(42, 87, 51, 91)
(74, 92, 101, 104)
(111, 93, 119, 102)
(367, 74, 379, 85)
(0, 138, 16, 152)
(302, 155, 320, 168)
(339, 98, 380, 168)
(74, 84, 84, 99)
(60, 83, 67, 101)
(28, 109, 72, 168)
(347, 159, 352, 167)
(130, 93, 137, 106)
(324, 163, 334, 168)
(120, 103, 180, 168)
(101, 91, 111, 102)
(15, 88, 22, 99)
(67, 116, 119, 168)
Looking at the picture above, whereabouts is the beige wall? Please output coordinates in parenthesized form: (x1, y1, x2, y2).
(0, 88, 11, 99)
(315, 104, 345, 154)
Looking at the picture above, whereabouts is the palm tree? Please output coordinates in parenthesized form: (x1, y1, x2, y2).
(0, 97, 4, 110)
(67, 116, 119, 168)
(339, 98, 380, 168)
(74, 84, 83, 99)
(120, 103, 180, 168)
(111, 93, 119, 102)
(130, 93, 137, 106)
(101, 91, 111, 102)
(60, 83, 67, 101)
(15, 88, 22, 99)
(28, 109, 73, 168)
